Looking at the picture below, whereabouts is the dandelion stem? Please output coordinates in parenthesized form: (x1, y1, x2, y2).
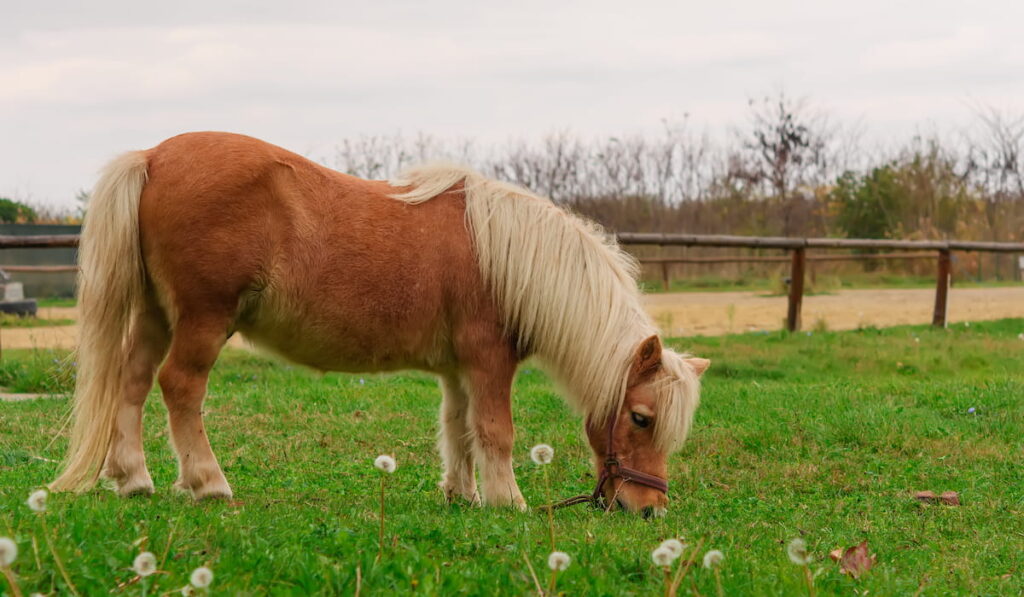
(31, 535, 41, 571)
(803, 564, 816, 597)
(663, 567, 671, 597)
(543, 467, 554, 552)
(1, 564, 23, 597)
(42, 518, 80, 597)
(547, 569, 558, 596)
(669, 537, 704, 597)
(521, 553, 544, 596)
(377, 474, 386, 563)
(715, 567, 723, 597)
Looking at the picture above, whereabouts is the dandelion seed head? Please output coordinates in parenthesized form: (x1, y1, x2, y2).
(530, 444, 554, 465)
(651, 546, 675, 567)
(787, 538, 812, 565)
(133, 551, 157, 577)
(548, 551, 571, 571)
(374, 455, 396, 473)
(0, 537, 17, 566)
(659, 538, 686, 559)
(190, 566, 214, 588)
(26, 488, 48, 512)
(180, 586, 195, 596)
(703, 549, 724, 569)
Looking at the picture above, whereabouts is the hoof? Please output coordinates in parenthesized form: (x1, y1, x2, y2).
(439, 480, 479, 506)
(194, 484, 234, 501)
(480, 489, 528, 511)
(103, 468, 154, 497)
(118, 478, 155, 497)
(173, 478, 233, 501)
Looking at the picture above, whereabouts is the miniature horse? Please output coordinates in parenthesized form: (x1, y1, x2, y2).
(51, 132, 708, 515)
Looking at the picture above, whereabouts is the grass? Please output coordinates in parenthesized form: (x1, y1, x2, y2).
(34, 298, 76, 309)
(0, 315, 74, 329)
(1, 319, 1023, 595)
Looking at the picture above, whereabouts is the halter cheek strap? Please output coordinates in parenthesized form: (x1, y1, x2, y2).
(540, 406, 669, 511)
(591, 407, 670, 500)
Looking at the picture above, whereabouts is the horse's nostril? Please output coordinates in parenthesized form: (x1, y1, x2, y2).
(641, 506, 654, 519)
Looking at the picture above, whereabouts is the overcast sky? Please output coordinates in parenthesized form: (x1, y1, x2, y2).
(3, 0, 1024, 209)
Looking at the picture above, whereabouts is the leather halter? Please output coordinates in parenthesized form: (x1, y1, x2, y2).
(540, 404, 669, 511)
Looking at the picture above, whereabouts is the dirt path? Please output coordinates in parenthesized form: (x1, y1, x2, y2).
(1, 287, 1022, 350)
(643, 286, 1024, 336)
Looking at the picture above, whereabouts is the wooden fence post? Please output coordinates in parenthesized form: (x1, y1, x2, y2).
(932, 249, 951, 327)
(661, 262, 670, 291)
(787, 248, 806, 332)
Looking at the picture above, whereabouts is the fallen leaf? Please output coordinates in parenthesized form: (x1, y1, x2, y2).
(829, 548, 843, 562)
(913, 490, 960, 506)
(838, 540, 876, 579)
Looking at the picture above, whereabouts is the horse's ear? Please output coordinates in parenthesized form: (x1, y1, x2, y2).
(686, 357, 711, 377)
(629, 335, 662, 386)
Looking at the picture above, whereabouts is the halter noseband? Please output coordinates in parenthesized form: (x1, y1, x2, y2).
(540, 404, 669, 512)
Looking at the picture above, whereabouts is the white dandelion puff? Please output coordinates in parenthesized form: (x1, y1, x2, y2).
(190, 566, 214, 588)
(651, 546, 675, 567)
(703, 549, 724, 569)
(26, 488, 48, 512)
(374, 455, 396, 473)
(180, 586, 195, 596)
(548, 551, 571, 571)
(787, 538, 812, 566)
(530, 444, 554, 465)
(0, 537, 17, 566)
(133, 551, 157, 577)
(659, 538, 686, 559)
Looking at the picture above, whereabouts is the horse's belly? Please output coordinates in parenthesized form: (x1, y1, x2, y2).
(235, 293, 451, 374)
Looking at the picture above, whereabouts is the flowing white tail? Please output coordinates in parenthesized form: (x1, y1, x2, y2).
(50, 151, 148, 492)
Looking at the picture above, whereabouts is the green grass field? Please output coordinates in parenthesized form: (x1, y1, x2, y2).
(1, 320, 1023, 595)
(0, 315, 74, 329)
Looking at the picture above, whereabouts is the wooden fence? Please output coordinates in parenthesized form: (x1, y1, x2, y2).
(1, 233, 1022, 332)
(618, 233, 1024, 331)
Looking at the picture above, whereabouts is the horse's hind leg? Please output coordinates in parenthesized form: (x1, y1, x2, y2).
(158, 315, 232, 500)
(102, 300, 171, 496)
(438, 375, 478, 504)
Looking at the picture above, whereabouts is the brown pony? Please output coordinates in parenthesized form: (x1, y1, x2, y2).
(50, 132, 708, 515)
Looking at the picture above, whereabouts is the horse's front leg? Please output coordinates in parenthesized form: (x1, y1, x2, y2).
(465, 364, 526, 511)
(438, 375, 478, 504)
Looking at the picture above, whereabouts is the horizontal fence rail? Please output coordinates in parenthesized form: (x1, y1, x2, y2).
(0, 265, 78, 273)
(616, 233, 1024, 253)
(0, 233, 1021, 332)
(0, 235, 79, 249)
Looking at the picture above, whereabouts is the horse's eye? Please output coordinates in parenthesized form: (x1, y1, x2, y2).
(630, 411, 651, 428)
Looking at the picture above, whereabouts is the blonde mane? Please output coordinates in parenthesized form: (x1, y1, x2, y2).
(391, 164, 700, 452)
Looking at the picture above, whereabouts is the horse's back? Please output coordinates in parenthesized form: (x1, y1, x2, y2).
(138, 132, 488, 372)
